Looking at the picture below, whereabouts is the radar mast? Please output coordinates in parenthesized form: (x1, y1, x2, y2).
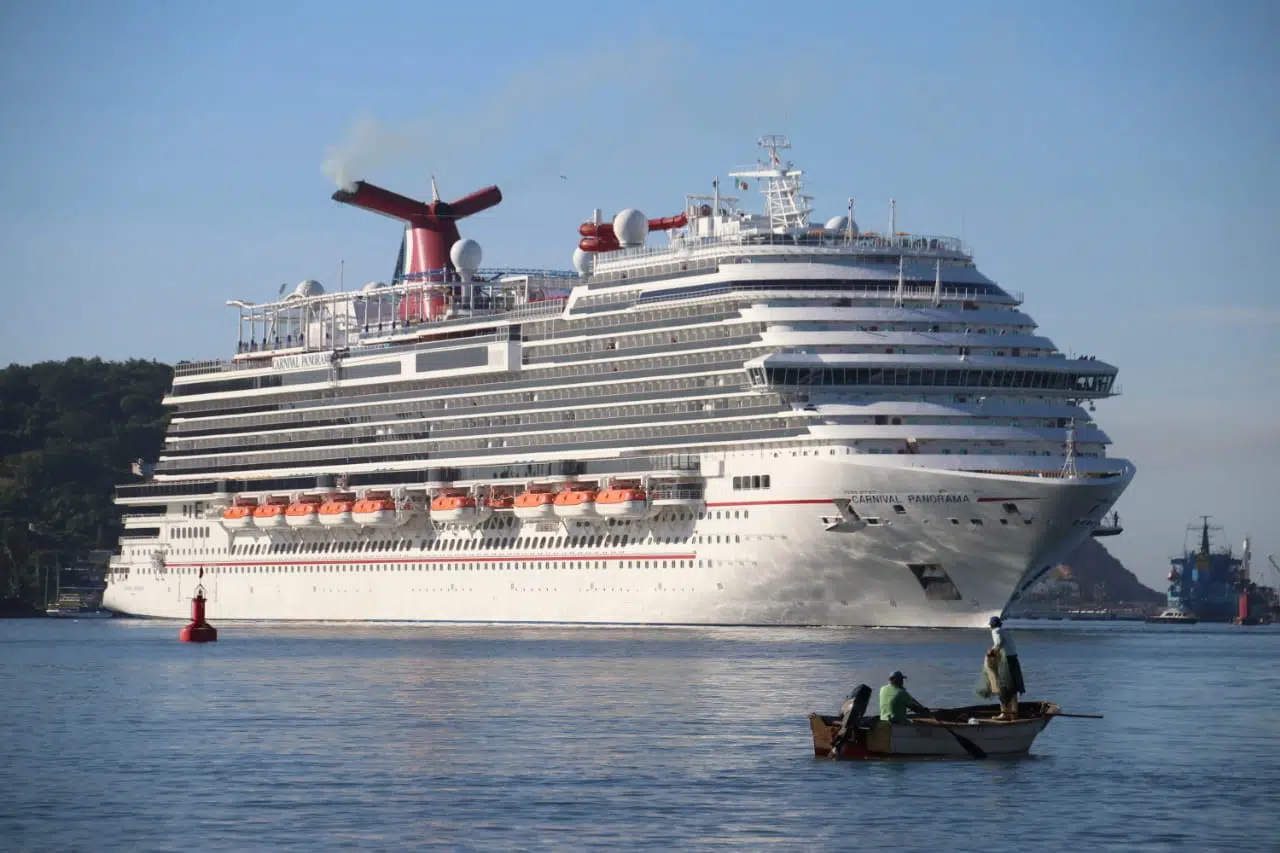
(729, 135, 813, 232)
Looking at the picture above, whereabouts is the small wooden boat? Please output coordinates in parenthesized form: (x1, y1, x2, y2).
(810, 700, 1063, 760)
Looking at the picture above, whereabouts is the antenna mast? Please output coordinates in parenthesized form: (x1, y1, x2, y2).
(728, 135, 811, 231)
(1059, 418, 1080, 479)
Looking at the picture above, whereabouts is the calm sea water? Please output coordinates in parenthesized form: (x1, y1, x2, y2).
(1, 618, 1277, 852)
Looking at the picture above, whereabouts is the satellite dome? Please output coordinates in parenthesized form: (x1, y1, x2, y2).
(450, 238, 483, 278)
(613, 209, 648, 248)
(571, 247, 592, 277)
(294, 279, 324, 298)
(826, 215, 857, 234)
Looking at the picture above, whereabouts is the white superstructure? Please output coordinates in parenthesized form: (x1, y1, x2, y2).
(104, 137, 1134, 628)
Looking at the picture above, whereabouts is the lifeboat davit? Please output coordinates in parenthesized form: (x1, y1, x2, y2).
(596, 487, 648, 519)
(252, 496, 290, 531)
(431, 493, 484, 524)
(554, 486, 598, 518)
(285, 495, 323, 529)
(221, 497, 259, 530)
(318, 494, 356, 527)
(513, 490, 555, 521)
(353, 493, 399, 528)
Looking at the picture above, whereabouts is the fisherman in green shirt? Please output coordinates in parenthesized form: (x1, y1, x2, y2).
(879, 671, 929, 723)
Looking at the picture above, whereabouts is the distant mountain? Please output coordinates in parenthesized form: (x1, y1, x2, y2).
(1034, 538, 1165, 605)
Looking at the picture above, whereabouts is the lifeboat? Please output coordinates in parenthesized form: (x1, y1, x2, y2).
(513, 490, 555, 521)
(221, 497, 259, 530)
(554, 486, 598, 518)
(318, 493, 356, 527)
(596, 487, 648, 519)
(353, 493, 399, 528)
(431, 493, 484, 524)
(285, 495, 323, 529)
(488, 493, 515, 511)
(252, 496, 291, 531)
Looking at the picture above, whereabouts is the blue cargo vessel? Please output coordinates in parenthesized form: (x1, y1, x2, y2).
(1165, 517, 1271, 624)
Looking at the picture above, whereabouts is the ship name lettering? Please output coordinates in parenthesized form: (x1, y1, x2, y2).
(273, 352, 332, 370)
(850, 493, 971, 504)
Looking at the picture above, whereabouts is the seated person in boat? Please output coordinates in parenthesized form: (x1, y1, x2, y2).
(879, 671, 929, 723)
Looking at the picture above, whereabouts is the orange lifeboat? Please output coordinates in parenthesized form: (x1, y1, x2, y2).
(553, 485, 598, 518)
(285, 494, 323, 529)
(318, 493, 356, 527)
(513, 490, 555, 521)
(487, 492, 515, 511)
(431, 492, 483, 524)
(221, 497, 259, 530)
(353, 492, 399, 528)
(252, 496, 290, 531)
(596, 487, 648, 519)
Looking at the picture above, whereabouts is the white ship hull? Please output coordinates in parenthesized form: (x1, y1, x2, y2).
(104, 456, 1131, 628)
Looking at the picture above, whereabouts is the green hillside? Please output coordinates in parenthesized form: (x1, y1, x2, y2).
(0, 358, 172, 611)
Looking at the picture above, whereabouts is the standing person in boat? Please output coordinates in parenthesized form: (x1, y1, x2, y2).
(989, 616, 1026, 718)
(879, 671, 929, 723)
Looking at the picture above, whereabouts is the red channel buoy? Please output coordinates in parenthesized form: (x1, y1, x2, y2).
(179, 574, 218, 643)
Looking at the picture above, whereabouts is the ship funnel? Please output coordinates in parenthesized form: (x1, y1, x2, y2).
(333, 180, 502, 279)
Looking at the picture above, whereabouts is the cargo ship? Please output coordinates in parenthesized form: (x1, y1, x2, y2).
(1164, 518, 1273, 624)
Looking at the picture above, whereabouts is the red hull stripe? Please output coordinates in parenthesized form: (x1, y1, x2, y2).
(163, 554, 698, 569)
(705, 499, 833, 508)
(975, 497, 1043, 503)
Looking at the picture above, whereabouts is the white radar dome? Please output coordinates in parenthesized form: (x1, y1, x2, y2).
(613, 209, 648, 248)
(293, 279, 325, 298)
(571, 247, 592, 277)
(825, 215, 857, 234)
(450, 238, 482, 279)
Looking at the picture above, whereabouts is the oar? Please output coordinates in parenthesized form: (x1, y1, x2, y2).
(939, 725, 987, 759)
(917, 711, 988, 759)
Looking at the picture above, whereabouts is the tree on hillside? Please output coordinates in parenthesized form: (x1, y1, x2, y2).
(0, 358, 172, 607)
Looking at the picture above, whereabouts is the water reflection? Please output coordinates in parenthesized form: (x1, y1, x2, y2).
(1, 620, 1277, 852)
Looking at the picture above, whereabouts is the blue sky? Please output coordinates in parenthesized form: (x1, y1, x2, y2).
(2, 0, 1276, 590)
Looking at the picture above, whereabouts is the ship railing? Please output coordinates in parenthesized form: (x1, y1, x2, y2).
(183, 271, 575, 377)
(595, 231, 970, 265)
(587, 232, 971, 277)
(647, 453, 701, 473)
(174, 359, 234, 378)
(583, 281, 1017, 311)
(649, 484, 706, 500)
(120, 513, 165, 524)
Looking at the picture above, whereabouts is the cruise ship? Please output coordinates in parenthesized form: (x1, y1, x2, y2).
(103, 136, 1134, 628)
